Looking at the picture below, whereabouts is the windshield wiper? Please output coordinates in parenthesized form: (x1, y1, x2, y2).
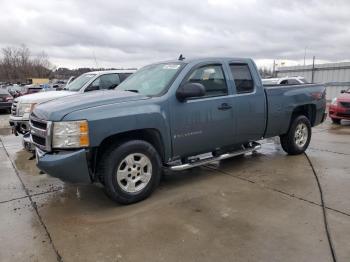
(124, 89, 139, 93)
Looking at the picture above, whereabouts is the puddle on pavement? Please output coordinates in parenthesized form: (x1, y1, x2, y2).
(0, 127, 12, 136)
(13, 150, 39, 176)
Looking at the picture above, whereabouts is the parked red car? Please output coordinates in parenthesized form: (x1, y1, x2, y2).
(329, 88, 350, 124)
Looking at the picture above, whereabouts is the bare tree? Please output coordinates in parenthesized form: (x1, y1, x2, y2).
(32, 51, 52, 78)
(0, 44, 54, 83)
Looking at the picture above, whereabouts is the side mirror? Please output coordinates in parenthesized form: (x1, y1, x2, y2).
(340, 90, 345, 94)
(109, 83, 119, 90)
(85, 85, 99, 92)
(176, 83, 205, 101)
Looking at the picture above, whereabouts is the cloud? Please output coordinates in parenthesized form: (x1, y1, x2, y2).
(0, 0, 349, 68)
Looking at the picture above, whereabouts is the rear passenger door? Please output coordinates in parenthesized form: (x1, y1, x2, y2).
(170, 63, 235, 158)
(229, 62, 266, 144)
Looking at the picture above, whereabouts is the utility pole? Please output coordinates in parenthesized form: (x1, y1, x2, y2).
(303, 47, 307, 66)
(311, 56, 315, 83)
(272, 60, 276, 77)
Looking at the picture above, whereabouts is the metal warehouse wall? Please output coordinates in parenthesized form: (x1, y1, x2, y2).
(276, 62, 350, 100)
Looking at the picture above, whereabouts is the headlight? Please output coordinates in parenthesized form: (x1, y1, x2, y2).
(331, 98, 338, 106)
(52, 120, 89, 148)
(18, 103, 36, 116)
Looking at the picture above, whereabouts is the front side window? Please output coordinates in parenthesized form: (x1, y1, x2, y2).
(86, 74, 120, 91)
(67, 73, 96, 91)
(185, 64, 228, 97)
(230, 64, 254, 94)
(118, 63, 183, 96)
(99, 74, 120, 89)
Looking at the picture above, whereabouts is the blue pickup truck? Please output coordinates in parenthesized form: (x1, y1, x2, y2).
(30, 58, 327, 204)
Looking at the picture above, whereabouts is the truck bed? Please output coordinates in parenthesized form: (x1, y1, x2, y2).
(264, 84, 326, 138)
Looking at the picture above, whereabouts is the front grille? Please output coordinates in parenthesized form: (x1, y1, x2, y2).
(31, 119, 47, 130)
(11, 101, 18, 116)
(32, 134, 46, 147)
(340, 102, 350, 108)
(29, 115, 52, 151)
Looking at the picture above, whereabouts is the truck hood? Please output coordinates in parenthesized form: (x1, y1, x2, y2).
(32, 90, 149, 121)
(15, 91, 75, 104)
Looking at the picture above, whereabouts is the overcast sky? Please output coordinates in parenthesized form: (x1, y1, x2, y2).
(1, 0, 349, 69)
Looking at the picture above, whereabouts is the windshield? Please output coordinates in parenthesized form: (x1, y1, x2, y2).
(117, 63, 183, 96)
(66, 73, 96, 91)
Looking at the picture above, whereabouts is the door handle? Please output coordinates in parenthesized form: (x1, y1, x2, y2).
(218, 103, 232, 111)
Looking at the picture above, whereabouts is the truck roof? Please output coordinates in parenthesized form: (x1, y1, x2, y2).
(159, 57, 254, 65)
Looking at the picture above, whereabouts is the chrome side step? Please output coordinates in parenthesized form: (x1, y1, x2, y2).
(169, 142, 261, 171)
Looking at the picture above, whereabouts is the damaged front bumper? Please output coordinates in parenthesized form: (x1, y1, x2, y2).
(35, 148, 92, 184)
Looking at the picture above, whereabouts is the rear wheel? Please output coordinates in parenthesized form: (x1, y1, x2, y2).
(331, 118, 341, 124)
(98, 140, 162, 204)
(280, 115, 311, 155)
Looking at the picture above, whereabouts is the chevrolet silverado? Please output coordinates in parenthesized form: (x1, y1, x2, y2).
(30, 57, 327, 204)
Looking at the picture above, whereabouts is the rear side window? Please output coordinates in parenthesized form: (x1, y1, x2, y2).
(118, 73, 132, 82)
(230, 64, 254, 94)
(186, 64, 228, 97)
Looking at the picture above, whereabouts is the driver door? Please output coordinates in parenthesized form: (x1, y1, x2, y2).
(170, 63, 235, 158)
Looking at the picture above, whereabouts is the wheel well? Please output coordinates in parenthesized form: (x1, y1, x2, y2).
(291, 104, 316, 126)
(96, 129, 165, 164)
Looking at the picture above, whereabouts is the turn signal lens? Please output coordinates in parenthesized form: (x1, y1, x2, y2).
(79, 134, 89, 147)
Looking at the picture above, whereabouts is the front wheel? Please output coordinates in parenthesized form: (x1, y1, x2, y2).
(98, 140, 162, 204)
(280, 115, 311, 155)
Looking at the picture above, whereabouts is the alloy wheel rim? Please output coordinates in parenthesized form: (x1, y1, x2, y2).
(116, 153, 152, 193)
(294, 123, 308, 148)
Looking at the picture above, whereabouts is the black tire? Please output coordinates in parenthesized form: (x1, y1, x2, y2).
(98, 140, 162, 204)
(331, 118, 341, 124)
(280, 115, 312, 155)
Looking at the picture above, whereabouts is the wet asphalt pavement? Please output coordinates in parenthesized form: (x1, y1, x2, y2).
(0, 111, 349, 262)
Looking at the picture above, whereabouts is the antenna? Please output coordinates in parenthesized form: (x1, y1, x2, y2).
(92, 49, 99, 69)
(178, 54, 185, 61)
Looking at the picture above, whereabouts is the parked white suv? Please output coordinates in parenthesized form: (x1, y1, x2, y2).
(262, 76, 308, 86)
(9, 69, 135, 150)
